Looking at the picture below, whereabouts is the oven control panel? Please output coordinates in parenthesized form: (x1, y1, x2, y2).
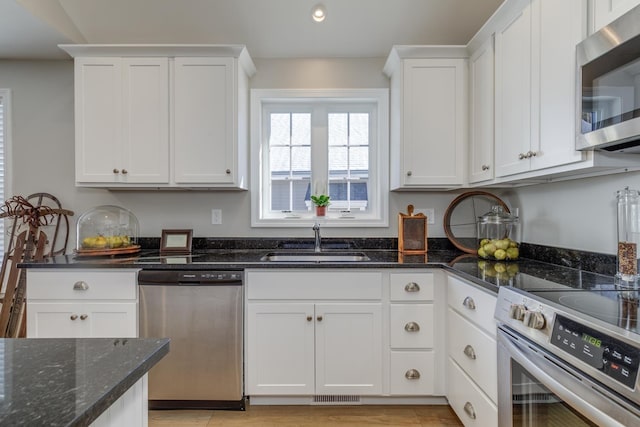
(552, 315, 640, 389)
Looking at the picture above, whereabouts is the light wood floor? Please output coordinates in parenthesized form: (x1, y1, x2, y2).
(149, 404, 463, 426)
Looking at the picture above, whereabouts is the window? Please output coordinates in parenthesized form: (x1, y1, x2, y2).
(0, 90, 9, 256)
(251, 89, 389, 227)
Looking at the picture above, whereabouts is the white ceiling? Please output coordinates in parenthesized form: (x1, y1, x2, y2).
(0, 0, 505, 60)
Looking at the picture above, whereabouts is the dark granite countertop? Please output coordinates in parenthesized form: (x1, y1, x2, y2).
(0, 338, 169, 427)
(19, 244, 619, 296)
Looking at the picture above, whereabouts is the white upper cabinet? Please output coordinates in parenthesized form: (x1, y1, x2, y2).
(384, 47, 467, 189)
(592, 0, 640, 32)
(61, 45, 255, 189)
(468, 37, 495, 184)
(74, 57, 169, 184)
(494, 0, 586, 178)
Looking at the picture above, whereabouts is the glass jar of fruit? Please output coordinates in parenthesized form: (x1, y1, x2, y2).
(76, 205, 140, 253)
(477, 205, 520, 261)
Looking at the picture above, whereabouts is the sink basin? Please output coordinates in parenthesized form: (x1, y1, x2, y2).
(261, 252, 370, 262)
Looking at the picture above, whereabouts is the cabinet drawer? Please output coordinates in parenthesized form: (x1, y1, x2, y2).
(27, 270, 138, 300)
(390, 304, 433, 349)
(447, 358, 498, 427)
(447, 275, 497, 337)
(390, 351, 434, 395)
(447, 308, 497, 403)
(390, 273, 434, 301)
(246, 271, 382, 300)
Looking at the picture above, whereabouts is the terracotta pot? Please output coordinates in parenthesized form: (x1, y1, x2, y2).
(316, 206, 326, 216)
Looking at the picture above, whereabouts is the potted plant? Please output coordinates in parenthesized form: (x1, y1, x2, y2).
(311, 194, 330, 216)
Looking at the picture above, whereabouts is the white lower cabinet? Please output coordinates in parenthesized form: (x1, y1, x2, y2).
(447, 358, 498, 427)
(446, 274, 498, 427)
(26, 269, 139, 338)
(246, 270, 383, 396)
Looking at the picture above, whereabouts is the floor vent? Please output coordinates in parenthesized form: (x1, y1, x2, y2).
(312, 395, 361, 405)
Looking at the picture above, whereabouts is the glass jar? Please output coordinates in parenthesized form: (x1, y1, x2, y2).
(616, 187, 640, 288)
(76, 205, 140, 251)
(477, 205, 520, 261)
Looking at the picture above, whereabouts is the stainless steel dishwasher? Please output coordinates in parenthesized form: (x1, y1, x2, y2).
(138, 269, 244, 410)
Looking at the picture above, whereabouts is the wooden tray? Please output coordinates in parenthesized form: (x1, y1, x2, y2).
(75, 245, 141, 257)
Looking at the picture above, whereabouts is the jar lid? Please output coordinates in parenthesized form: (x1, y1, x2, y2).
(617, 187, 640, 199)
(478, 205, 518, 224)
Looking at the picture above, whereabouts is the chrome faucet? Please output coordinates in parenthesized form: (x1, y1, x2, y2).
(313, 222, 321, 252)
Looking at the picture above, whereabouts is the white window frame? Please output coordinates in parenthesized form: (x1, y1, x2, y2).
(0, 89, 12, 257)
(250, 89, 389, 228)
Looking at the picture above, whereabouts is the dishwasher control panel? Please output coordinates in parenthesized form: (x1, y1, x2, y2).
(178, 271, 243, 283)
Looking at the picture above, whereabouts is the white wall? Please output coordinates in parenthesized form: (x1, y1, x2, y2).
(1, 58, 483, 248)
(510, 171, 640, 255)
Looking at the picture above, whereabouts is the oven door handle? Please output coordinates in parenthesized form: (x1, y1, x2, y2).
(499, 329, 631, 427)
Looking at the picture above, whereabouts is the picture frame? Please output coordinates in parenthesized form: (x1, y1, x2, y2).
(160, 229, 193, 254)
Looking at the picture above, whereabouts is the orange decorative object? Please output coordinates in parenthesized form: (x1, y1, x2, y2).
(398, 204, 427, 254)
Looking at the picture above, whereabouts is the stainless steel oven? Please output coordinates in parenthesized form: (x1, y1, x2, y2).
(496, 286, 640, 427)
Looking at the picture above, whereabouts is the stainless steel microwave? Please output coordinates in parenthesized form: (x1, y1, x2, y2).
(576, 4, 640, 153)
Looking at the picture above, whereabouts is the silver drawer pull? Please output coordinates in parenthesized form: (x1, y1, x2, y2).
(70, 314, 78, 321)
(73, 281, 89, 291)
(462, 296, 476, 310)
(404, 282, 420, 292)
(404, 322, 420, 332)
(405, 369, 421, 380)
(464, 344, 477, 360)
(80, 314, 88, 320)
(463, 402, 476, 420)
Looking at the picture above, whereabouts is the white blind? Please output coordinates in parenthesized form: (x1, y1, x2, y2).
(0, 95, 5, 256)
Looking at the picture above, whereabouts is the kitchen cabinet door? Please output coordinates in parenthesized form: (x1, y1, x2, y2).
(173, 57, 248, 188)
(315, 303, 383, 395)
(494, 4, 532, 177)
(246, 303, 316, 395)
(384, 48, 467, 189)
(468, 37, 495, 184)
(75, 57, 169, 185)
(27, 302, 137, 338)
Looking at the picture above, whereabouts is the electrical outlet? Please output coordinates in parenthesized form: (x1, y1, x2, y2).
(211, 209, 222, 225)
(414, 208, 435, 224)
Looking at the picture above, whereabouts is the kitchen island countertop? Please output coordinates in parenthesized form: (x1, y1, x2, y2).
(0, 337, 169, 426)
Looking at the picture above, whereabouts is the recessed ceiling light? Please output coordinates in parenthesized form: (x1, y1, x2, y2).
(311, 4, 327, 23)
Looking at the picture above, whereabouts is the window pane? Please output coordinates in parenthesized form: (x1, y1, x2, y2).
(329, 146, 348, 171)
(291, 146, 311, 173)
(292, 114, 310, 145)
(350, 146, 369, 170)
(270, 146, 290, 173)
(328, 113, 348, 146)
(350, 113, 369, 146)
(270, 113, 290, 146)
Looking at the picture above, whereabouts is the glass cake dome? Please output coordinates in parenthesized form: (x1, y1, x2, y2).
(76, 205, 140, 252)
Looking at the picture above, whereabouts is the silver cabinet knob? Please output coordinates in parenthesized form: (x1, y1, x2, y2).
(464, 344, 477, 360)
(404, 282, 420, 292)
(481, 164, 490, 171)
(405, 369, 421, 380)
(121, 169, 128, 175)
(404, 322, 420, 332)
(462, 296, 476, 310)
(524, 310, 546, 329)
(80, 314, 88, 320)
(317, 315, 323, 322)
(73, 281, 89, 291)
(518, 153, 526, 160)
(70, 314, 78, 320)
(526, 150, 537, 158)
(406, 171, 412, 176)
(113, 168, 120, 174)
(307, 315, 313, 322)
(226, 169, 231, 174)
(463, 402, 476, 420)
